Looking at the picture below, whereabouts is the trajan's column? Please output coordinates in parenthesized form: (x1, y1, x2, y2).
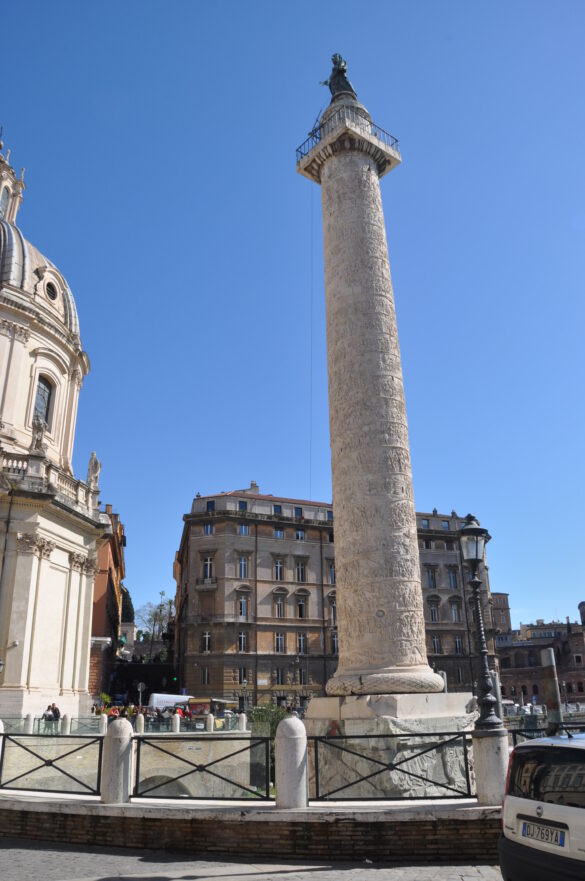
(297, 56, 444, 697)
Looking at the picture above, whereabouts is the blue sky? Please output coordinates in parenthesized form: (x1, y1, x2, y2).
(3, 2, 584, 626)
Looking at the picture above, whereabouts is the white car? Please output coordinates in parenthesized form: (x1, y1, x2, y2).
(499, 732, 585, 880)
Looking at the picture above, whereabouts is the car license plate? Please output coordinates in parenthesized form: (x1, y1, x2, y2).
(522, 821, 565, 847)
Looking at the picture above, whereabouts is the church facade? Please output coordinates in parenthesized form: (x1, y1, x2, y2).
(0, 139, 110, 716)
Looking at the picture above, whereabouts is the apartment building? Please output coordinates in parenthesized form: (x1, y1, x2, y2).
(173, 483, 497, 707)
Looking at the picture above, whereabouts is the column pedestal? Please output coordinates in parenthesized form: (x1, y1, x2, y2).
(305, 693, 476, 800)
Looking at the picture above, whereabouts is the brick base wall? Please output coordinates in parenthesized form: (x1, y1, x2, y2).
(0, 804, 501, 862)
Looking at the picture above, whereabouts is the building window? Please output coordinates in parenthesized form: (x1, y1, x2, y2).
(295, 560, 306, 583)
(501, 685, 506, 696)
(448, 570, 458, 590)
(429, 604, 439, 623)
(275, 596, 285, 618)
(203, 557, 213, 579)
(457, 667, 463, 684)
(201, 666, 210, 685)
(432, 634, 441, 654)
(297, 632, 306, 654)
(273, 504, 282, 515)
(206, 500, 215, 512)
(576, 655, 583, 665)
(202, 631, 211, 653)
(239, 667, 247, 685)
(423, 539, 432, 550)
(446, 541, 455, 551)
(510, 685, 516, 696)
(329, 532, 334, 543)
(238, 500, 248, 512)
(532, 684, 539, 695)
(299, 667, 307, 685)
(239, 556, 248, 579)
(295, 506, 303, 518)
(0, 187, 9, 220)
(451, 604, 462, 623)
(274, 527, 284, 539)
(426, 568, 436, 590)
(239, 524, 249, 536)
(331, 631, 338, 655)
(204, 523, 214, 536)
(330, 598, 337, 625)
(295, 529, 305, 541)
(238, 631, 248, 652)
(441, 520, 449, 530)
(455, 636, 463, 655)
(276, 667, 284, 685)
(329, 562, 335, 584)
(274, 559, 283, 581)
(34, 376, 53, 427)
(327, 510, 333, 521)
(567, 682, 574, 694)
(578, 682, 584, 693)
(275, 633, 285, 653)
(238, 595, 248, 618)
(421, 518, 430, 529)
(297, 597, 306, 619)
(521, 685, 527, 695)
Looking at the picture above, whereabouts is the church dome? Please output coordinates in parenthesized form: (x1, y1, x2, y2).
(0, 219, 81, 340)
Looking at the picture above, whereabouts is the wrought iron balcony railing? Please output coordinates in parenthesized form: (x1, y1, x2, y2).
(296, 105, 400, 163)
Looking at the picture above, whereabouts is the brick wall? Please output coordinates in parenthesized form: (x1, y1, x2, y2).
(0, 805, 501, 862)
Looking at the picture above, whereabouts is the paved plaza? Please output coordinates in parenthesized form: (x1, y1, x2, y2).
(0, 838, 501, 881)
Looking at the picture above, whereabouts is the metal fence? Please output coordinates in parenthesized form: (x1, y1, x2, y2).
(309, 732, 473, 801)
(0, 734, 103, 795)
(296, 105, 401, 163)
(134, 734, 272, 800)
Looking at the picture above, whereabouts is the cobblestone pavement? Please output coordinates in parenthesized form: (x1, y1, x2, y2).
(0, 838, 501, 881)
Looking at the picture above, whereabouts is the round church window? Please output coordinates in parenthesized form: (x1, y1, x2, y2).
(46, 282, 58, 301)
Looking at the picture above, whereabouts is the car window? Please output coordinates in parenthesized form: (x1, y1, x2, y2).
(509, 746, 585, 808)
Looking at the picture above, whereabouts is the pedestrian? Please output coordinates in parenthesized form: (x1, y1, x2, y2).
(42, 704, 54, 734)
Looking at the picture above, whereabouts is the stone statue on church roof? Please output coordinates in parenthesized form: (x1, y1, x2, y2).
(321, 54, 357, 100)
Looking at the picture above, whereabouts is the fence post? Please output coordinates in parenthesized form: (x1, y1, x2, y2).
(100, 718, 133, 804)
(98, 714, 108, 735)
(205, 713, 214, 732)
(275, 716, 308, 809)
(171, 714, 180, 733)
(238, 713, 247, 732)
(471, 728, 510, 805)
(135, 713, 144, 734)
(61, 714, 71, 735)
(24, 713, 34, 734)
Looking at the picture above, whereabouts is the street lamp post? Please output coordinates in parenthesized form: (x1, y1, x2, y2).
(459, 515, 502, 730)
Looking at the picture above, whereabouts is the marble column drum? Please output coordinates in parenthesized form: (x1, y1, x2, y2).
(298, 99, 443, 695)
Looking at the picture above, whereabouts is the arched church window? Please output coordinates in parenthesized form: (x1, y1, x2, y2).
(0, 187, 9, 219)
(46, 282, 58, 301)
(34, 376, 53, 427)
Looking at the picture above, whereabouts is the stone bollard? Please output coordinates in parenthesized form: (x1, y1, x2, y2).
(98, 714, 108, 735)
(205, 713, 214, 732)
(100, 718, 134, 804)
(275, 716, 308, 809)
(24, 713, 34, 734)
(171, 713, 180, 733)
(472, 728, 510, 806)
(135, 713, 144, 734)
(238, 713, 247, 732)
(61, 714, 71, 735)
